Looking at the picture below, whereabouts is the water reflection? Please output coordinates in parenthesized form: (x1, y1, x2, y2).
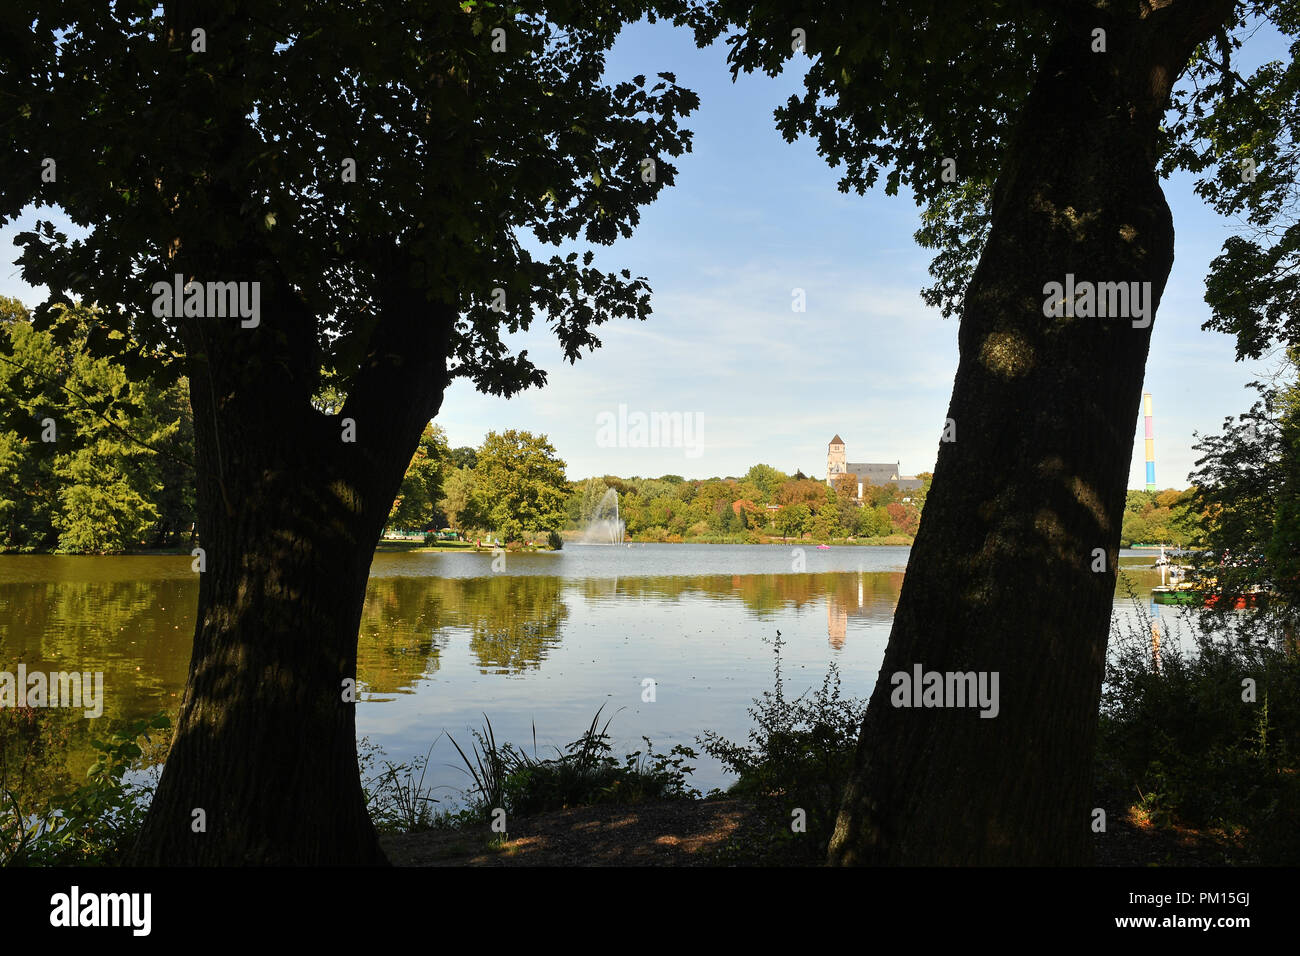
(825, 572, 904, 649)
(0, 553, 1184, 810)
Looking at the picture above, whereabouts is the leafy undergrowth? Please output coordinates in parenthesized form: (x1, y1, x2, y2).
(1096, 592, 1300, 866)
(2, 713, 169, 866)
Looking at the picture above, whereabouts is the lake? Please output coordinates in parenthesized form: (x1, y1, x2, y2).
(0, 544, 1190, 808)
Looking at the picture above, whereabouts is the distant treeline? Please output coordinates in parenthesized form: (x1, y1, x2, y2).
(0, 296, 1209, 553)
(1121, 488, 1201, 547)
(562, 468, 930, 543)
(396, 437, 934, 544)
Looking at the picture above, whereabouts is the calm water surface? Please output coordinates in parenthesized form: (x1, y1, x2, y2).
(0, 544, 1191, 805)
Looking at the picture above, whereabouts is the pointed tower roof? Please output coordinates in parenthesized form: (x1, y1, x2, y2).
(829, 434, 844, 446)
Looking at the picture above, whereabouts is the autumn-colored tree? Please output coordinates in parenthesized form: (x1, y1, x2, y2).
(777, 477, 828, 506)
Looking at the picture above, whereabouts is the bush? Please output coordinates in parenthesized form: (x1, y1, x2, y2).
(547, 530, 563, 550)
(698, 631, 867, 860)
(1, 713, 169, 866)
(1097, 599, 1300, 863)
(498, 517, 524, 545)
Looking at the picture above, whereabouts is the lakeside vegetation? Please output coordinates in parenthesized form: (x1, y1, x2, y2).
(7, 609, 1296, 867)
(1, 303, 1209, 554)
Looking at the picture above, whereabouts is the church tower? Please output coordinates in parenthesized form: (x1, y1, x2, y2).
(827, 435, 846, 483)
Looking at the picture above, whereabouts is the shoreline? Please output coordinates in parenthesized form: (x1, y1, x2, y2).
(5, 538, 1190, 557)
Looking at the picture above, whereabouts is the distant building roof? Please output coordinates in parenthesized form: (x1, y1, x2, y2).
(829, 434, 844, 446)
(845, 462, 901, 484)
(842, 461, 923, 492)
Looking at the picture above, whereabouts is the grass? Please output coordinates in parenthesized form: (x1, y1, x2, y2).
(361, 706, 700, 838)
(360, 737, 445, 833)
(374, 539, 476, 553)
(446, 706, 700, 818)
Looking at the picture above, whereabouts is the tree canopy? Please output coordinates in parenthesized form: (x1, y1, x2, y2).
(0, 1, 700, 406)
(470, 429, 570, 543)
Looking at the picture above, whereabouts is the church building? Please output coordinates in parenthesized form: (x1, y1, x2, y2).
(827, 435, 923, 499)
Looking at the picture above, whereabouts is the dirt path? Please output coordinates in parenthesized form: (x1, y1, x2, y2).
(382, 794, 1247, 866)
(381, 798, 808, 867)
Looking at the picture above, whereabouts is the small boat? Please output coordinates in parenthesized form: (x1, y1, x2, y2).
(816, 544, 831, 550)
(1152, 583, 1201, 605)
(1151, 556, 1200, 604)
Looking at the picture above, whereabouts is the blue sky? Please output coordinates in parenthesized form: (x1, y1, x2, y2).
(1, 19, 1289, 489)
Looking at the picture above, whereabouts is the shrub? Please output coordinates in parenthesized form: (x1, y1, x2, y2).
(1, 713, 169, 866)
(1097, 594, 1300, 863)
(547, 530, 563, 550)
(498, 517, 524, 545)
(698, 631, 867, 860)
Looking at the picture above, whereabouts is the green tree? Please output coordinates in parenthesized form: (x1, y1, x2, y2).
(675, 0, 1249, 865)
(449, 446, 478, 470)
(437, 465, 480, 533)
(387, 423, 450, 531)
(569, 477, 612, 529)
(0, 299, 60, 550)
(52, 447, 157, 553)
(775, 502, 809, 541)
(744, 463, 788, 502)
(1, 1, 698, 864)
(1188, 359, 1300, 619)
(910, 472, 934, 515)
(864, 482, 901, 508)
(0, 302, 195, 553)
(854, 504, 892, 538)
(472, 430, 570, 543)
(809, 504, 840, 541)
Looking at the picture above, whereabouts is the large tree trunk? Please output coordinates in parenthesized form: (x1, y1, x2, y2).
(828, 2, 1234, 865)
(123, 2, 460, 865)
(130, 258, 451, 865)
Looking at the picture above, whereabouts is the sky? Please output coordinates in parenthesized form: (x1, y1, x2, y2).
(1, 18, 1291, 489)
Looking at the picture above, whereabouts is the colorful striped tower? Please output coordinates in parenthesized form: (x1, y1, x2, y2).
(1143, 393, 1156, 491)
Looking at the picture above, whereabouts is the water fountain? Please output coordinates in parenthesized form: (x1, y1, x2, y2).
(580, 488, 625, 545)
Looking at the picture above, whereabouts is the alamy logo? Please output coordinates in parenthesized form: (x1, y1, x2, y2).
(49, 886, 151, 936)
(0, 665, 103, 717)
(151, 273, 260, 328)
(595, 404, 704, 459)
(1041, 273, 1152, 328)
(890, 664, 1000, 718)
